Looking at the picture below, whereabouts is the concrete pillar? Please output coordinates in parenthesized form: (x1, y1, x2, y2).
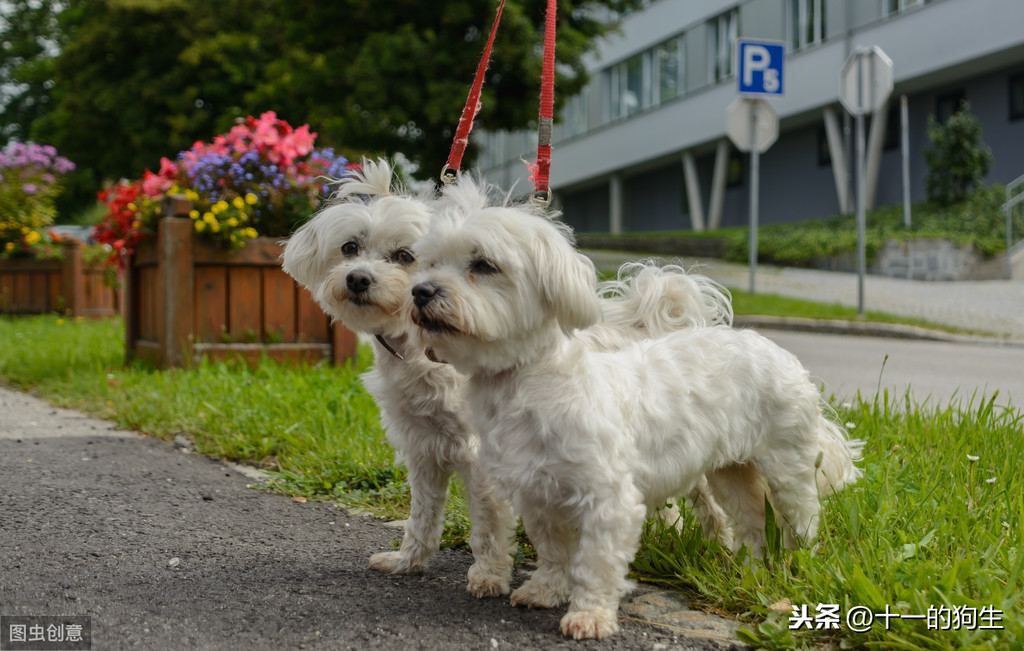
(865, 98, 889, 210)
(609, 174, 624, 234)
(682, 151, 706, 232)
(823, 106, 851, 214)
(707, 139, 730, 230)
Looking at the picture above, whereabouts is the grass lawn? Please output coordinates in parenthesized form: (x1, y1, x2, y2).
(2, 315, 1021, 649)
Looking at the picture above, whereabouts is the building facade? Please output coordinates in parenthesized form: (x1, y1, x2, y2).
(474, 0, 1024, 233)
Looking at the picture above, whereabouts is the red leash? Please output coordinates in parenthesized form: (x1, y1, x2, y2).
(530, 0, 558, 207)
(442, 0, 506, 185)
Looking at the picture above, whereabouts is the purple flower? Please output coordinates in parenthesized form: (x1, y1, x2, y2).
(22, 183, 38, 195)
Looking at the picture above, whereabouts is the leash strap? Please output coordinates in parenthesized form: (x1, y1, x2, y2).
(442, 0, 506, 185)
(530, 0, 557, 207)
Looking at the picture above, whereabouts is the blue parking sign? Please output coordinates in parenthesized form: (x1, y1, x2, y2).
(738, 39, 785, 96)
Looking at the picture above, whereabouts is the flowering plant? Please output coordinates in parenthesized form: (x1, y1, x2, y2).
(0, 142, 76, 257)
(96, 111, 350, 268)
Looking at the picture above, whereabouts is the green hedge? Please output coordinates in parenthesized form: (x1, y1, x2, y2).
(724, 185, 1012, 267)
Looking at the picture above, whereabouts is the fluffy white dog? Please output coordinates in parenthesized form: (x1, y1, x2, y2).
(281, 161, 736, 599)
(409, 179, 864, 640)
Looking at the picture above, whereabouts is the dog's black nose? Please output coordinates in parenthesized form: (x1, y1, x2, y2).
(412, 281, 440, 308)
(346, 270, 373, 294)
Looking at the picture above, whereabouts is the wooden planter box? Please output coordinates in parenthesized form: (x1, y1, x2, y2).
(125, 196, 356, 368)
(0, 239, 121, 317)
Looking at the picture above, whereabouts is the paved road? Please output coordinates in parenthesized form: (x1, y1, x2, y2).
(0, 387, 733, 651)
(585, 251, 1024, 341)
(763, 329, 1024, 407)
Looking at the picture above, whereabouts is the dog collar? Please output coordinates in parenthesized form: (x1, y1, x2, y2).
(375, 334, 405, 361)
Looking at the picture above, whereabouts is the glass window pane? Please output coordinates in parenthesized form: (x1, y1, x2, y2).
(657, 39, 680, 102)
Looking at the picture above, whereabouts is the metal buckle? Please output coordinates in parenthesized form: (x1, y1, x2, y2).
(440, 164, 459, 185)
(531, 189, 552, 208)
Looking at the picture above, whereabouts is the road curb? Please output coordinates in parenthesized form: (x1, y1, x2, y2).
(734, 315, 1024, 348)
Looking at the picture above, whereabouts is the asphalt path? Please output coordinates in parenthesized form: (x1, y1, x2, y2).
(0, 387, 730, 651)
(763, 329, 1024, 407)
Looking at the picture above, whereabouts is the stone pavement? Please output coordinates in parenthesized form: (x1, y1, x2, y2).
(584, 250, 1024, 342)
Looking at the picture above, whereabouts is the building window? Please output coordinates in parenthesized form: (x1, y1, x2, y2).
(562, 92, 589, 138)
(1010, 73, 1024, 121)
(882, 0, 924, 17)
(935, 90, 966, 123)
(707, 9, 738, 83)
(789, 0, 825, 51)
(654, 36, 686, 104)
(607, 52, 647, 121)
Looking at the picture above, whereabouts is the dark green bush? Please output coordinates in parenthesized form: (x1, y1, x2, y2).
(724, 185, 1008, 267)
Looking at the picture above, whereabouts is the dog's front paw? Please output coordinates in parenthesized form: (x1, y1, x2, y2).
(509, 578, 568, 609)
(466, 562, 511, 598)
(368, 551, 423, 575)
(559, 607, 619, 640)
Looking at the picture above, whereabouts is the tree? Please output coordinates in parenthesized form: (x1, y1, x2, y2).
(923, 100, 994, 206)
(0, 0, 65, 143)
(22, 0, 640, 212)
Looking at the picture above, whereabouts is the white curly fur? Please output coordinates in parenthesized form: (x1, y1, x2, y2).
(409, 177, 864, 640)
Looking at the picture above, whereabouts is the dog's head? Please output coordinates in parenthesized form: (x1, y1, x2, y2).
(408, 178, 601, 373)
(281, 159, 431, 336)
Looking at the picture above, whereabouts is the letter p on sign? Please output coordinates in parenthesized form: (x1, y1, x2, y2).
(738, 40, 785, 96)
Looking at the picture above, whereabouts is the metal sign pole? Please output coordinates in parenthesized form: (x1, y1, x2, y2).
(749, 101, 760, 295)
(855, 51, 867, 316)
(901, 94, 911, 229)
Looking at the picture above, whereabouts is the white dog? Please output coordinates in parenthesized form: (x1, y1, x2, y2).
(409, 179, 864, 640)
(282, 161, 737, 600)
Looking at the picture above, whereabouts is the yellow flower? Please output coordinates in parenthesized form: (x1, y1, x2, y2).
(56, 318, 65, 326)
(226, 218, 238, 228)
(194, 221, 207, 233)
(131, 220, 141, 230)
(189, 210, 200, 220)
(232, 196, 246, 210)
(185, 189, 200, 202)
(210, 222, 220, 233)
(4, 242, 14, 252)
(24, 230, 41, 245)
(245, 228, 258, 238)
(127, 203, 137, 211)
(20, 226, 30, 234)
(214, 200, 229, 213)
(203, 212, 215, 224)
(244, 193, 258, 205)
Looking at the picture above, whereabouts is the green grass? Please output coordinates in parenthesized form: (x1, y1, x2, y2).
(2, 315, 1022, 648)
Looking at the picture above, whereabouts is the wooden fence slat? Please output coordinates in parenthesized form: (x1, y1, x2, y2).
(262, 268, 296, 343)
(194, 266, 228, 343)
(227, 266, 262, 343)
(296, 286, 329, 343)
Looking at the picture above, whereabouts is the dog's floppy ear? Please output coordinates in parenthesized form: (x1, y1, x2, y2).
(531, 222, 601, 333)
(280, 219, 325, 290)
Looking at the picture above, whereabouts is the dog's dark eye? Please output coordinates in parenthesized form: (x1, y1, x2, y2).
(390, 249, 415, 265)
(341, 241, 359, 256)
(470, 258, 499, 275)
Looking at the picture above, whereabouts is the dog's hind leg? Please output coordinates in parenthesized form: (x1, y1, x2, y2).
(705, 463, 768, 558)
(510, 511, 575, 610)
(369, 460, 451, 574)
(684, 475, 735, 549)
(460, 462, 517, 598)
(759, 453, 822, 550)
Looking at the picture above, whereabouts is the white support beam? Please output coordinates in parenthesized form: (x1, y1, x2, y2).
(682, 151, 706, 232)
(609, 174, 624, 234)
(823, 106, 851, 214)
(707, 139, 730, 231)
(865, 98, 890, 210)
